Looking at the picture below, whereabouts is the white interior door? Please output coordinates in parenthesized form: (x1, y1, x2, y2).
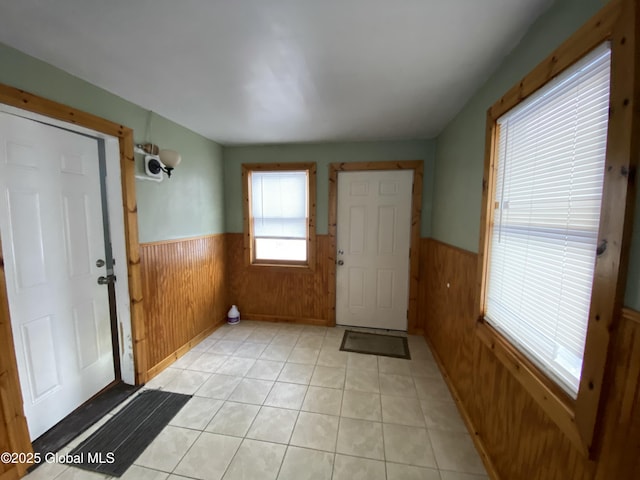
(0, 112, 115, 440)
(336, 170, 413, 331)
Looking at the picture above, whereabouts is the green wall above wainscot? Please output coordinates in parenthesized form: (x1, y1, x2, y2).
(223, 140, 436, 237)
(0, 42, 225, 243)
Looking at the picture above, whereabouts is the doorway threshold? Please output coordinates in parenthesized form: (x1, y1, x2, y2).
(30, 382, 140, 470)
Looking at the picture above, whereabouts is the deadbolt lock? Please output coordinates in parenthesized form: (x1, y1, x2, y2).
(97, 275, 116, 285)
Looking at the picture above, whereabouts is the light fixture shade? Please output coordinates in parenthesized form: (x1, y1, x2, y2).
(158, 149, 182, 169)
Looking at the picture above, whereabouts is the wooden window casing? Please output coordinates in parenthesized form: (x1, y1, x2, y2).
(476, 0, 639, 457)
(242, 162, 317, 270)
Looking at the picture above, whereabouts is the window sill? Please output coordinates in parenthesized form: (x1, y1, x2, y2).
(245, 262, 315, 274)
(475, 320, 588, 456)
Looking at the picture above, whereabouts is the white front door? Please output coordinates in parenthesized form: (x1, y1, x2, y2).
(336, 170, 413, 331)
(0, 113, 115, 440)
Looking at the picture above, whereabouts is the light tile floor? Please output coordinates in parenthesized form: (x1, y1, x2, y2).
(25, 322, 489, 480)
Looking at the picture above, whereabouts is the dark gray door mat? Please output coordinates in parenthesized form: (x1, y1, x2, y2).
(30, 382, 140, 471)
(340, 330, 411, 359)
(68, 389, 191, 477)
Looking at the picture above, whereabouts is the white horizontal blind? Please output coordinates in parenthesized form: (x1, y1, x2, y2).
(486, 44, 611, 398)
(251, 170, 308, 261)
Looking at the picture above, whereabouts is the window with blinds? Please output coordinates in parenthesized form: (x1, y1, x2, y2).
(485, 43, 611, 398)
(250, 170, 309, 262)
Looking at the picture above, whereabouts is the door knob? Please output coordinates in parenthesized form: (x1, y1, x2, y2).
(96, 259, 105, 267)
(337, 260, 344, 266)
(97, 275, 116, 285)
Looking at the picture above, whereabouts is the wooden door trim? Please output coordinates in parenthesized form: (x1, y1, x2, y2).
(328, 161, 424, 332)
(0, 83, 147, 472)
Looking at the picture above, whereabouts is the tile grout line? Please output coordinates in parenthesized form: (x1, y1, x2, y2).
(40, 323, 486, 479)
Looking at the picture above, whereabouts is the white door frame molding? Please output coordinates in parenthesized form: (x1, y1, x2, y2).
(0, 104, 135, 385)
(0, 83, 146, 475)
(0, 111, 124, 438)
(328, 161, 423, 333)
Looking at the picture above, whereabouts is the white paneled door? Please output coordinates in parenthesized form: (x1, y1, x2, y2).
(336, 170, 413, 331)
(0, 113, 115, 439)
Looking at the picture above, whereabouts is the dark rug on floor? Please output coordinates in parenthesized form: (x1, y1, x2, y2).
(31, 382, 140, 467)
(69, 389, 191, 477)
(340, 330, 411, 359)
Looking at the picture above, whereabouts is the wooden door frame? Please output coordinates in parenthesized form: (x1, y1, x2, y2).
(328, 161, 424, 333)
(0, 84, 147, 475)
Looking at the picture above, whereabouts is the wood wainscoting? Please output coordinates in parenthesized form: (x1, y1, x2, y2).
(226, 233, 332, 325)
(421, 238, 640, 480)
(140, 234, 227, 379)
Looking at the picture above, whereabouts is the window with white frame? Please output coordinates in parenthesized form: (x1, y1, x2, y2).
(484, 44, 611, 398)
(243, 163, 315, 266)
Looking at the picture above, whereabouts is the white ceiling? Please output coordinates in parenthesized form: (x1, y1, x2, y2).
(0, 0, 552, 145)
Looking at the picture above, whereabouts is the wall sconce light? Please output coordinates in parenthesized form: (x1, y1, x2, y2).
(148, 150, 181, 178)
(135, 143, 182, 182)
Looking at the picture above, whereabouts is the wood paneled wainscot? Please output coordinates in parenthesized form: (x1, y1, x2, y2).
(226, 233, 332, 325)
(140, 234, 228, 379)
(421, 238, 640, 480)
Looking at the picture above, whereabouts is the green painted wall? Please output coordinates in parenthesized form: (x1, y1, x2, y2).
(0, 42, 224, 243)
(223, 141, 435, 236)
(431, 0, 605, 253)
(431, 0, 640, 309)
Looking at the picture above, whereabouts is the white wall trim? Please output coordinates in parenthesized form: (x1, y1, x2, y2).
(0, 103, 135, 384)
